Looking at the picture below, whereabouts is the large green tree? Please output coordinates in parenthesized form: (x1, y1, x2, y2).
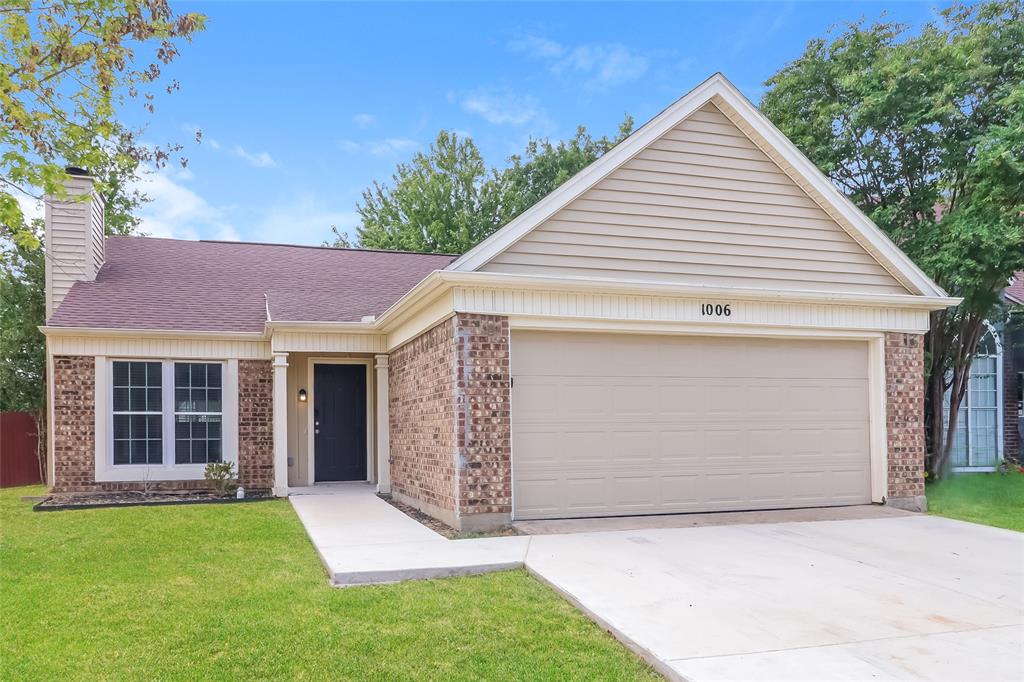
(761, 0, 1024, 477)
(1, 0, 205, 253)
(353, 117, 633, 253)
(1, 0, 204, 426)
(355, 131, 506, 253)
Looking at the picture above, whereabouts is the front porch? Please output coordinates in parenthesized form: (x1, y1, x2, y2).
(270, 348, 391, 496)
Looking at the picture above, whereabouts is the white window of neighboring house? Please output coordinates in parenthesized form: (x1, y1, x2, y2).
(944, 324, 1003, 471)
(98, 358, 238, 482)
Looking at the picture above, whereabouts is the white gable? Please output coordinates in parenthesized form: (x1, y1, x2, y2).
(449, 74, 947, 299)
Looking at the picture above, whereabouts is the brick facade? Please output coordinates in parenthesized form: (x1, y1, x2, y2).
(454, 314, 511, 521)
(388, 313, 512, 530)
(237, 360, 274, 490)
(1002, 322, 1021, 463)
(388, 317, 459, 522)
(884, 332, 927, 509)
(51, 355, 99, 493)
(50, 356, 274, 494)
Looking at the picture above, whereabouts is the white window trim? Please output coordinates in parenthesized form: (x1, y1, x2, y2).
(947, 324, 1004, 472)
(95, 356, 239, 482)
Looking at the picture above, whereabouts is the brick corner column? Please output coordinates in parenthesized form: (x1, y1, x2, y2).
(50, 355, 96, 493)
(237, 359, 275, 492)
(884, 332, 927, 512)
(453, 313, 512, 531)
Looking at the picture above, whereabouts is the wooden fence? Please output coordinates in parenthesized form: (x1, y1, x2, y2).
(1, 412, 43, 487)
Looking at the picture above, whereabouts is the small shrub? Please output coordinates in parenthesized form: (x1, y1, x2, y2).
(204, 462, 238, 496)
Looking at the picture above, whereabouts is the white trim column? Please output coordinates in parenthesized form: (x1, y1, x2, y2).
(272, 352, 289, 496)
(374, 354, 391, 494)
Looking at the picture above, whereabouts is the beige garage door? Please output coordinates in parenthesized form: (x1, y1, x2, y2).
(512, 331, 871, 520)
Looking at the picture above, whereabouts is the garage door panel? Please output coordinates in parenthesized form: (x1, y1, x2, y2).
(512, 331, 872, 520)
(659, 430, 701, 461)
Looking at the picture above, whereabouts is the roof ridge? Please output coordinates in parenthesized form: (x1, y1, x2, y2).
(106, 234, 457, 258)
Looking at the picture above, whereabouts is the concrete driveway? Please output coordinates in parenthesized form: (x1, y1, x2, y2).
(526, 516, 1023, 681)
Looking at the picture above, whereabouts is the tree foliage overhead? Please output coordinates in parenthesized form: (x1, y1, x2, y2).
(0, 0, 205, 253)
(0, 0, 204, 413)
(761, 0, 1024, 476)
(0, 228, 45, 411)
(353, 116, 633, 253)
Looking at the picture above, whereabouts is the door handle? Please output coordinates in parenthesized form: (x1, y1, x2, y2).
(315, 429, 320, 434)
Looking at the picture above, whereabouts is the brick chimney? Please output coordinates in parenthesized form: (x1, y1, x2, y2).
(44, 168, 105, 319)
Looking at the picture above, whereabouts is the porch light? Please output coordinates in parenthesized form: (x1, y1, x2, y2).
(298, 388, 307, 403)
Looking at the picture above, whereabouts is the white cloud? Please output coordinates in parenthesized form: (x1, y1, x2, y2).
(337, 137, 420, 156)
(15, 193, 44, 223)
(352, 113, 376, 129)
(459, 89, 541, 126)
(132, 167, 235, 241)
(231, 145, 276, 168)
(510, 36, 649, 90)
(508, 35, 565, 60)
(730, 1, 794, 55)
(250, 194, 361, 246)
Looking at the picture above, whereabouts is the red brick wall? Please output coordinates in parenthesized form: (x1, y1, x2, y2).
(1002, 323, 1020, 463)
(51, 356, 98, 493)
(389, 317, 458, 515)
(237, 360, 274, 490)
(50, 356, 274, 493)
(454, 314, 511, 517)
(885, 333, 926, 501)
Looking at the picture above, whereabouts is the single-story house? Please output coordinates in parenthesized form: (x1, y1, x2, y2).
(41, 74, 959, 530)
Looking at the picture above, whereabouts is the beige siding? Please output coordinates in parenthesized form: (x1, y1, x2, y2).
(44, 177, 105, 317)
(482, 103, 908, 295)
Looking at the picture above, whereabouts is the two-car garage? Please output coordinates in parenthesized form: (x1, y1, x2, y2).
(511, 331, 873, 520)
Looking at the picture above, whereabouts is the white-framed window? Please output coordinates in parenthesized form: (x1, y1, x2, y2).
(174, 363, 223, 465)
(944, 324, 1003, 471)
(95, 357, 238, 482)
(111, 361, 164, 465)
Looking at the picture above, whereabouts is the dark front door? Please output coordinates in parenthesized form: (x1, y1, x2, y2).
(313, 363, 367, 482)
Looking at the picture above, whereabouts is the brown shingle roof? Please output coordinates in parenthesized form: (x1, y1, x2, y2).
(1006, 271, 1024, 306)
(48, 237, 456, 333)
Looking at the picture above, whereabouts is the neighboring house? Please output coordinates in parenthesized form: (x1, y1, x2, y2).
(945, 273, 1023, 470)
(41, 74, 959, 529)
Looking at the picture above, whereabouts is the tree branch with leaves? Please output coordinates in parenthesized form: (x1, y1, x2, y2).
(0, 0, 205, 253)
(761, 0, 1024, 477)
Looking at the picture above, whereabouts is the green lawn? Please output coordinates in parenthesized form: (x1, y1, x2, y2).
(927, 468, 1024, 532)
(1, 487, 658, 681)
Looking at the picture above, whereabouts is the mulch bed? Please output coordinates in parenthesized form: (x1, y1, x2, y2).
(34, 489, 274, 511)
(379, 494, 521, 539)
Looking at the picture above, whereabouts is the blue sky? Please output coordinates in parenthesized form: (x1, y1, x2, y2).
(121, 1, 940, 246)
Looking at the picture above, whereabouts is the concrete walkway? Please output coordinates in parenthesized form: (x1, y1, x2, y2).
(289, 483, 529, 585)
(291, 485, 1023, 680)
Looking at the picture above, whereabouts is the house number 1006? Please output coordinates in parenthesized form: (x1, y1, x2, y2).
(700, 303, 732, 317)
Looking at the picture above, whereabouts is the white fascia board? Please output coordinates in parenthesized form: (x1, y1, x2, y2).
(446, 72, 948, 299)
(264, 321, 379, 334)
(39, 325, 267, 341)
